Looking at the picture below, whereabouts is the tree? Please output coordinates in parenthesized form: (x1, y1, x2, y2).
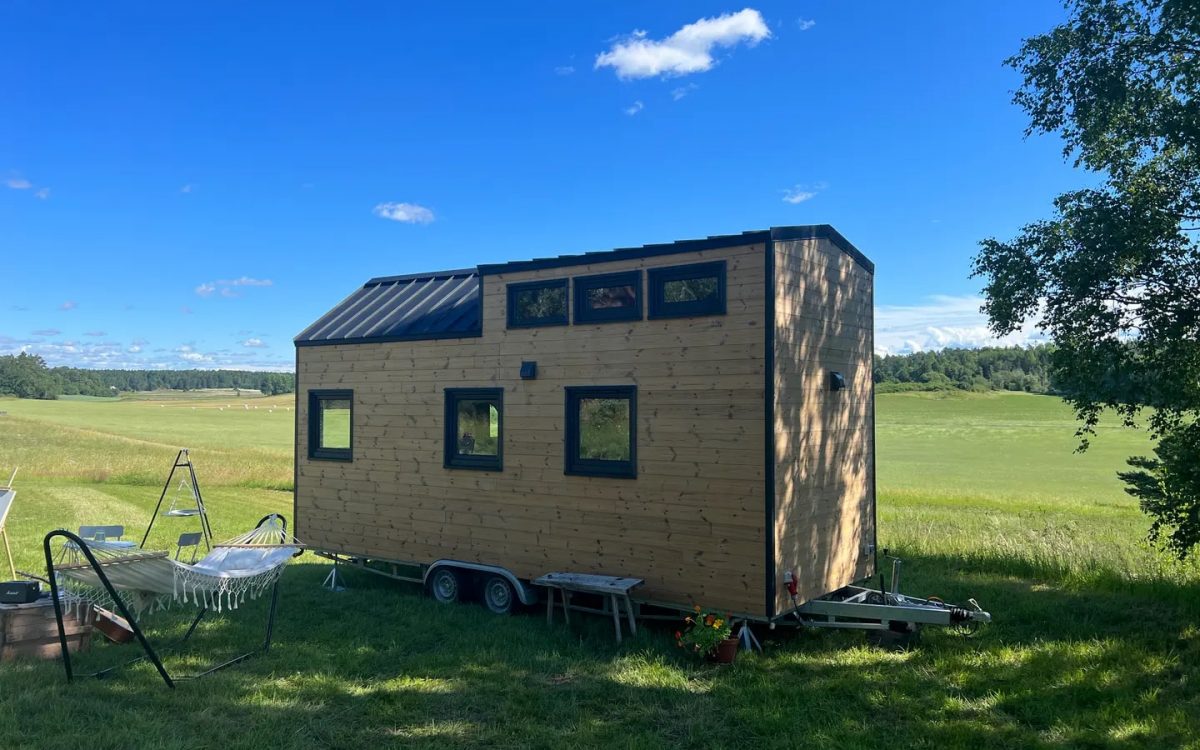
(974, 0, 1200, 556)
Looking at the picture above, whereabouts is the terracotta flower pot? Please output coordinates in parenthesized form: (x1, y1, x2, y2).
(707, 637, 739, 665)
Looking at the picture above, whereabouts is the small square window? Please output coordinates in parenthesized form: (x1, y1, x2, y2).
(507, 279, 568, 328)
(308, 390, 352, 461)
(573, 270, 642, 324)
(565, 386, 636, 478)
(647, 261, 726, 319)
(444, 388, 503, 471)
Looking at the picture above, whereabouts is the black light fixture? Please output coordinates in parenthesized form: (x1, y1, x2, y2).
(829, 371, 846, 392)
(520, 361, 537, 380)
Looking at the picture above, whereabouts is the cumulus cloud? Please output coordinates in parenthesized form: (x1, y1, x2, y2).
(5, 176, 32, 190)
(373, 202, 436, 224)
(196, 283, 216, 297)
(34, 188, 50, 199)
(782, 182, 826, 204)
(241, 337, 267, 348)
(180, 184, 193, 194)
(875, 295, 1048, 355)
(595, 8, 770, 80)
(127, 344, 142, 353)
(624, 100, 645, 116)
(797, 18, 816, 31)
(59, 301, 77, 311)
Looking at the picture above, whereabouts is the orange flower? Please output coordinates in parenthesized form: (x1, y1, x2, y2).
(694, 604, 702, 613)
(705, 614, 715, 626)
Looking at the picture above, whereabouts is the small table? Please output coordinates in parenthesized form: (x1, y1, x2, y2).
(534, 572, 643, 643)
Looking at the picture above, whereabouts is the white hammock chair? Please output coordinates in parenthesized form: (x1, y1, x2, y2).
(56, 517, 300, 616)
(44, 514, 303, 688)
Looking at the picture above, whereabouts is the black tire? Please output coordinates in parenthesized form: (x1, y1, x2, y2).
(482, 575, 515, 615)
(866, 625, 921, 651)
(429, 568, 461, 604)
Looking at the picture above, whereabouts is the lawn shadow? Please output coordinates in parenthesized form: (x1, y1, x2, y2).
(2, 555, 1198, 749)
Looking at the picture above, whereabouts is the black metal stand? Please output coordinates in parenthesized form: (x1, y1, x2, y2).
(141, 449, 213, 551)
(43, 521, 285, 690)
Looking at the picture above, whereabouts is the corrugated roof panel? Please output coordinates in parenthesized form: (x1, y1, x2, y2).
(294, 270, 481, 346)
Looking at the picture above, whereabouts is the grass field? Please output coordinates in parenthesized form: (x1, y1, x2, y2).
(0, 391, 1197, 749)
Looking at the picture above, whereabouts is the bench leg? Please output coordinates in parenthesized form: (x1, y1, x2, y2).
(624, 594, 637, 636)
(562, 590, 571, 626)
(611, 594, 622, 643)
(545, 588, 554, 625)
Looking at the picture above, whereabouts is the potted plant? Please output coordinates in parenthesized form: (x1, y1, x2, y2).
(675, 605, 738, 664)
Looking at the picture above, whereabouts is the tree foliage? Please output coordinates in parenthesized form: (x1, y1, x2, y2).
(974, 0, 1200, 556)
(0, 354, 295, 399)
(875, 345, 1058, 394)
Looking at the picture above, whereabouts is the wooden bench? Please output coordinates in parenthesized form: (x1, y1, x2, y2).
(534, 572, 643, 643)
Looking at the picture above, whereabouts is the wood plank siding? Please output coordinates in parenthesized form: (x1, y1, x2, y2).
(773, 237, 875, 612)
(297, 243, 769, 615)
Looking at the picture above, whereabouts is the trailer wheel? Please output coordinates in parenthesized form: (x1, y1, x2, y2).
(429, 568, 461, 604)
(866, 625, 921, 651)
(482, 575, 515, 615)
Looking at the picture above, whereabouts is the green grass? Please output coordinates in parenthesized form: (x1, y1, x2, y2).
(0, 392, 1198, 749)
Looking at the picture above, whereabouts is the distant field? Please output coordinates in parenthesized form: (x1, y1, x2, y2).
(0, 391, 1196, 748)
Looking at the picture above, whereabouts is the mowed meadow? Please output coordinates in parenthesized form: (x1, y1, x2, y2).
(0, 390, 1197, 749)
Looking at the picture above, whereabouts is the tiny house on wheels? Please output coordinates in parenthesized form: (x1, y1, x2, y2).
(294, 226, 877, 623)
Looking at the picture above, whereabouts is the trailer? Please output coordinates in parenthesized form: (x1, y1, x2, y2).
(293, 226, 990, 633)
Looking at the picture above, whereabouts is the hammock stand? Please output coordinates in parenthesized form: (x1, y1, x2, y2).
(141, 449, 213, 552)
(43, 514, 296, 689)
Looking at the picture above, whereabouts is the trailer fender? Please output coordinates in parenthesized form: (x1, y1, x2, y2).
(424, 560, 539, 606)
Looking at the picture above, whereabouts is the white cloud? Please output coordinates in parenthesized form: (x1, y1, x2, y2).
(671, 83, 698, 100)
(127, 344, 142, 353)
(241, 337, 267, 348)
(84, 330, 106, 337)
(195, 277, 272, 298)
(32, 328, 60, 337)
(59, 300, 77, 311)
(373, 202, 435, 224)
(5, 177, 32, 190)
(224, 276, 272, 287)
(34, 188, 50, 199)
(797, 18, 816, 31)
(180, 184, 193, 193)
(875, 295, 1048, 355)
(595, 8, 770, 80)
(624, 100, 645, 116)
(782, 182, 826, 204)
(179, 351, 211, 363)
(555, 65, 575, 75)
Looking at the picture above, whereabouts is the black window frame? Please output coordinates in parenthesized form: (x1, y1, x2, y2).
(564, 385, 637, 478)
(308, 389, 353, 461)
(444, 387, 504, 471)
(506, 278, 569, 329)
(573, 270, 643, 324)
(647, 260, 727, 319)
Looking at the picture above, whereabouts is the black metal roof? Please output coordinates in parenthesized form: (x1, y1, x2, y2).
(295, 225, 870, 347)
(294, 269, 481, 347)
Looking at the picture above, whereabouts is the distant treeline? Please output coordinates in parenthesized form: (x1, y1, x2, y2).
(0, 353, 295, 399)
(874, 345, 1056, 394)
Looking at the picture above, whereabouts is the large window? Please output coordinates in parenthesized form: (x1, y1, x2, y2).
(308, 390, 352, 461)
(444, 388, 503, 471)
(647, 261, 726, 319)
(564, 386, 636, 478)
(573, 270, 642, 324)
(507, 279, 568, 328)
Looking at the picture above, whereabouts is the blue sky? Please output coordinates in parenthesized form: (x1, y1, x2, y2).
(1, 2, 1081, 370)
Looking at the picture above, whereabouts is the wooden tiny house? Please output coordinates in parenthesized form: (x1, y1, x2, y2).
(294, 226, 875, 621)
